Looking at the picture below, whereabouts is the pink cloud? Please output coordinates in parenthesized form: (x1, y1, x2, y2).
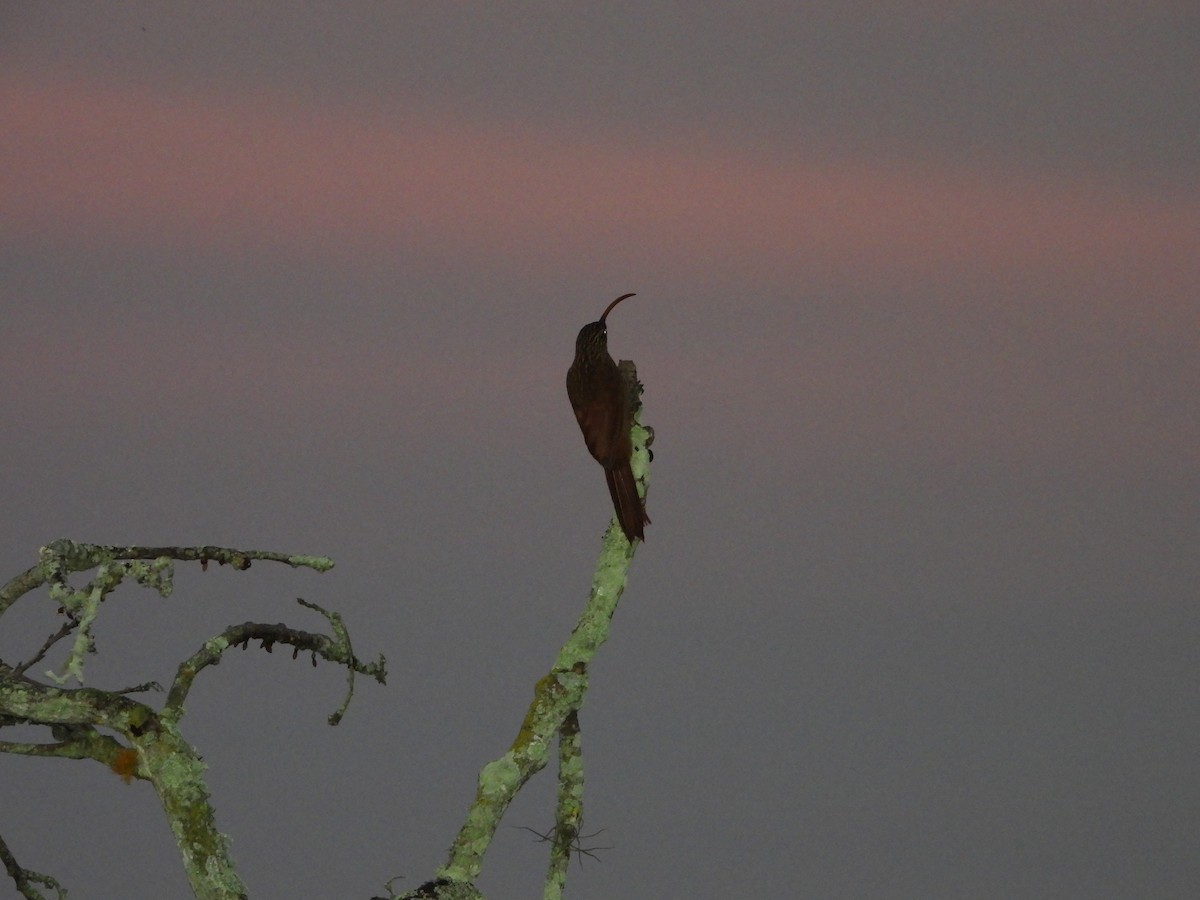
(3, 76, 1195, 283)
(3, 75, 1195, 474)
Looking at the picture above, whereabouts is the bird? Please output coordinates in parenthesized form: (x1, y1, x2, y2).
(566, 293, 650, 543)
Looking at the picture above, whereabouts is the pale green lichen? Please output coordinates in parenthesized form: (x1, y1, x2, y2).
(286, 554, 335, 572)
(436, 397, 650, 892)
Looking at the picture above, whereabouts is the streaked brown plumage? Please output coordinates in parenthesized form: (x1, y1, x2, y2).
(566, 293, 649, 543)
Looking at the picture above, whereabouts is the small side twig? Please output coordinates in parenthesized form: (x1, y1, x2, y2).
(12, 622, 74, 677)
(516, 826, 612, 866)
(117, 681, 163, 695)
(0, 830, 67, 900)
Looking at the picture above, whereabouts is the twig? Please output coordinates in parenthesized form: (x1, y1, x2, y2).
(0, 830, 67, 900)
(164, 605, 386, 723)
(12, 622, 74, 677)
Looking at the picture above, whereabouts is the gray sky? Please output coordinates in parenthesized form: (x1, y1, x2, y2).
(2, 3, 1198, 898)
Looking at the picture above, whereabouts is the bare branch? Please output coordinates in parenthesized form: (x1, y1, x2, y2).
(164, 604, 386, 723)
(543, 709, 585, 897)
(0, 540, 372, 899)
(0, 539, 334, 619)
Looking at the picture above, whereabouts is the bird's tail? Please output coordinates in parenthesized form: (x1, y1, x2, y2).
(606, 463, 649, 543)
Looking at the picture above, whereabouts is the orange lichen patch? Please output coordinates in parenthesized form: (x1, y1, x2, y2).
(110, 747, 139, 784)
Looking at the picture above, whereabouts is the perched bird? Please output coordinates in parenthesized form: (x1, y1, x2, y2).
(566, 293, 650, 543)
